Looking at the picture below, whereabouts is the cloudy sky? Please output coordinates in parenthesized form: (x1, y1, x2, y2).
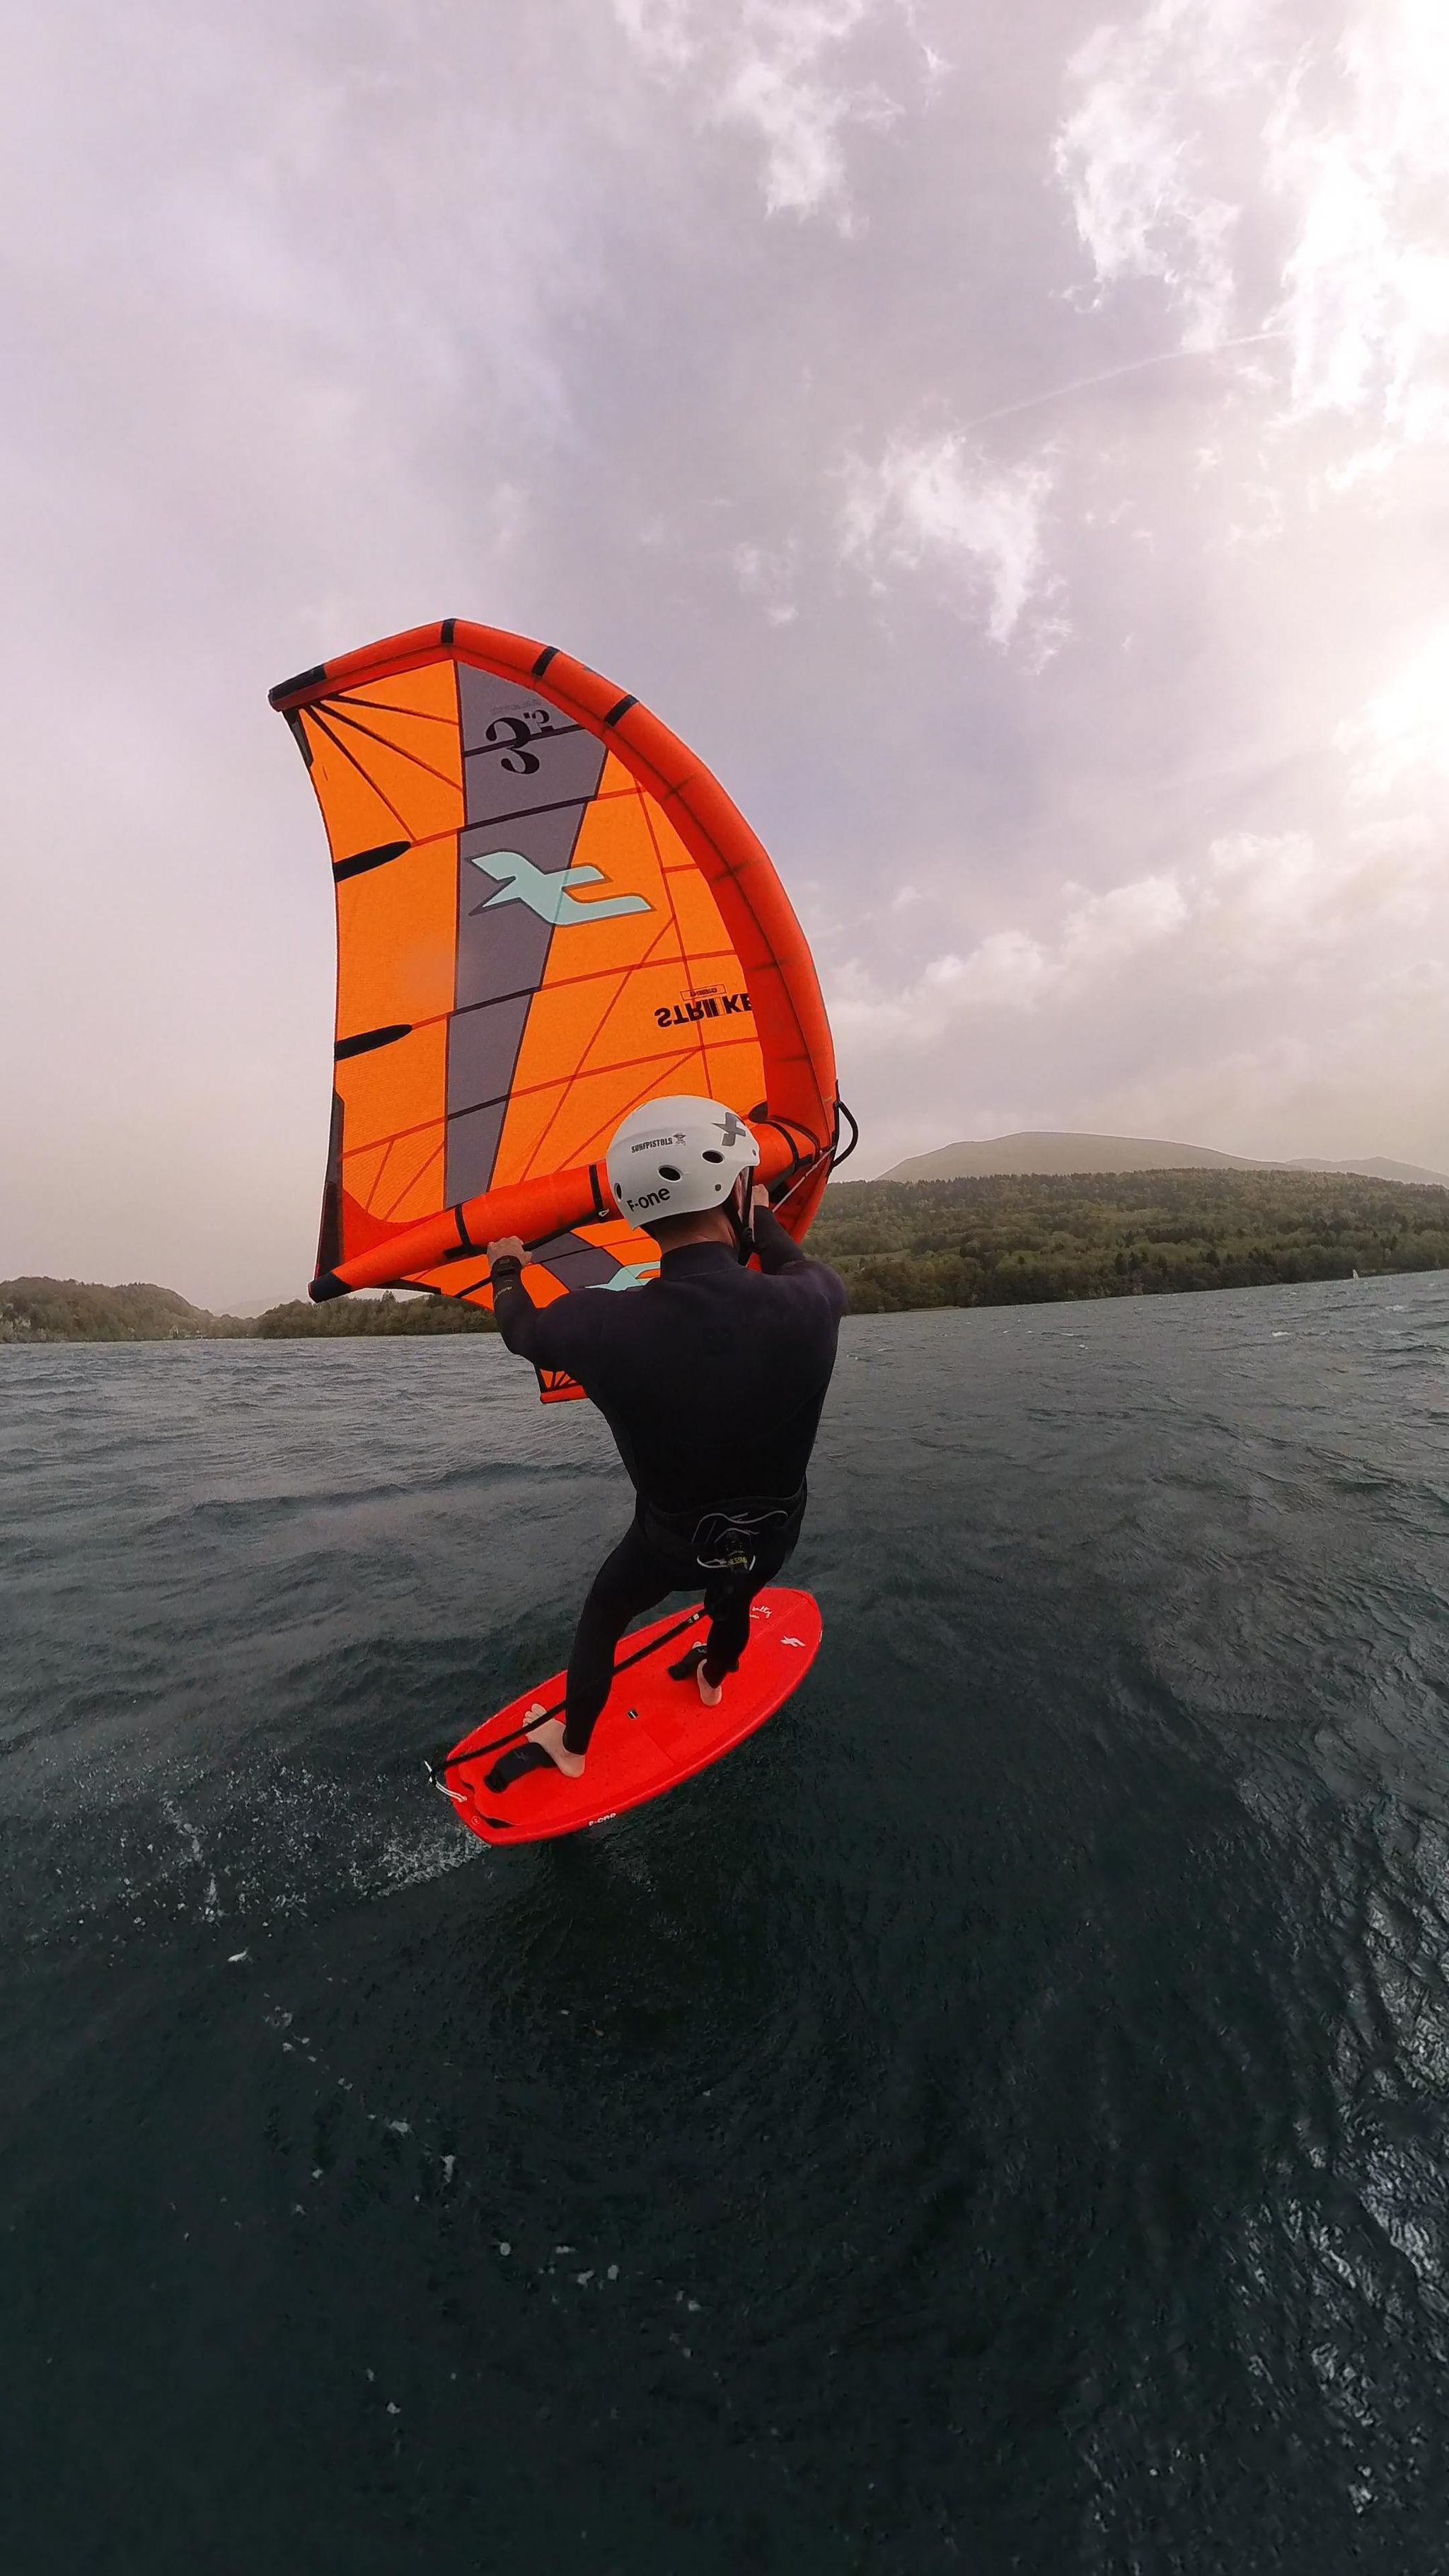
(4, 0, 1447, 1304)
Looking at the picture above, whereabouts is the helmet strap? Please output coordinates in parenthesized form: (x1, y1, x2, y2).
(725, 1174, 756, 1265)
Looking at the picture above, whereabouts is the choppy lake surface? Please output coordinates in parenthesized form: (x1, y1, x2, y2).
(4, 1277, 1449, 2574)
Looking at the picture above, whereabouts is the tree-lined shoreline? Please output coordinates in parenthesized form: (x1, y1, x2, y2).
(808, 1169, 1449, 1310)
(0, 1278, 498, 1343)
(6, 1169, 1447, 1342)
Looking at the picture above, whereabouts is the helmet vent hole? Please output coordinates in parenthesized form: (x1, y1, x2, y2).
(702, 1149, 724, 1163)
(657, 1163, 681, 1181)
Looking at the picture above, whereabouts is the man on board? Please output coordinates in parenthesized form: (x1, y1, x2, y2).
(484, 1097, 846, 1785)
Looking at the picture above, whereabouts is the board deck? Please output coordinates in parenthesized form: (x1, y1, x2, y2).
(438, 1587, 822, 1847)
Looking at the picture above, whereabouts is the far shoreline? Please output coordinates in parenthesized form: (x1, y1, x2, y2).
(7, 1167, 1447, 1344)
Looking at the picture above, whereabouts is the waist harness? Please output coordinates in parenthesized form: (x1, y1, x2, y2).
(641, 1484, 807, 1576)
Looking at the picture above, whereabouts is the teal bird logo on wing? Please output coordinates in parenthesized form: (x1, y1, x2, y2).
(468, 851, 652, 927)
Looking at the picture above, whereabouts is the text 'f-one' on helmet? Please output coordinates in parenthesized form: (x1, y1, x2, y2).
(606, 1096, 761, 1226)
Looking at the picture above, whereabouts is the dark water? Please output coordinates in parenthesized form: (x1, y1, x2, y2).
(5, 1278, 1449, 2575)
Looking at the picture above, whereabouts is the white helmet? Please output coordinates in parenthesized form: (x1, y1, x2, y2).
(606, 1094, 760, 1226)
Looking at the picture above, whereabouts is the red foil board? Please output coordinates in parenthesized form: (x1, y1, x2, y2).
(441, 1588, 822, 1846)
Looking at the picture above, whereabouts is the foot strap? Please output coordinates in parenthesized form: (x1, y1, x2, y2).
(484, 1742, 559, 1794)
(668, 1643, 710, 1683)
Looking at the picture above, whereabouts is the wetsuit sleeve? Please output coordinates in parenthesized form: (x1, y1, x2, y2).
(752, 1206, 848, 1315)
(490, 1261, 606, 1377)
(751, 1206, 809, 1272)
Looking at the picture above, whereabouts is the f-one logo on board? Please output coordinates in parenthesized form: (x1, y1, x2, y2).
(654, 990, 751, 1029)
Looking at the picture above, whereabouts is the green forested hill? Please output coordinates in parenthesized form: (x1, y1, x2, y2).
(0, 1278, 253, 1341)
(809, 1169, 1449, 1311)
(0, 1278, 497, 1341)
(252, 1292, 497, 1336)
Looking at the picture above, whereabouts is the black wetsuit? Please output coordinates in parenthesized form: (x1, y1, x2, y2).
(492, 1208, 847, 1750)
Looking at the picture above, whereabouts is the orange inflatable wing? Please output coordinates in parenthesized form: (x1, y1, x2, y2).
(270, 620, 845, 1398)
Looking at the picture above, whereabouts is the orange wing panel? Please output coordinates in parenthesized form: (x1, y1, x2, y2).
(298, 715, 409, 860)
(297, 662, 463, 858)
(341, 1143, 391, 1206)
(340, 674, 460, 734)
(335, 1024, 447, 1157)
(335, 838, 458, 1037)
(658, 862, 741, 958)
(369, 1131, 446, 1228)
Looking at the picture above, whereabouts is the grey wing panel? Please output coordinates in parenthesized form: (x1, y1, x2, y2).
(445, 671, 608, 1203)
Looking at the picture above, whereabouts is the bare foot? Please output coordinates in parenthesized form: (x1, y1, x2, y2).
(527, 1711, 585, 1778)
(697, 1663, 724, 1708)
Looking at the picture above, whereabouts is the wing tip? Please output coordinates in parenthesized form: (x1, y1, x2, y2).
(309, 1271, 348, 1303)
(268, 663, 328, 709)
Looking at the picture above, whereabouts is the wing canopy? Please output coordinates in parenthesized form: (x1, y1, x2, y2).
(270, 622, 841, 1382)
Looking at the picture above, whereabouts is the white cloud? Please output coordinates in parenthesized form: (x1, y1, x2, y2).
(1196, 825, 1438, 971)
(1054, 0, 1449, 465)
(838, 430, 1061, 649)
(1063, 872, 1191, 964)
(1267, 1, 1449, 449)
(723, 9, 899, 219)
(612, 0, 699, 76)
(732, 536, 801, 623)
(1053, 0, 1264, 350)
(831, 870, 1186, 1046)
(831, 822, 1441, 1056)
(924, 931, 1056, 1008)
(613, 0, 904, 223)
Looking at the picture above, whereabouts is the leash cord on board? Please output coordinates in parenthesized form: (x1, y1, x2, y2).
(427, 1607, 707, 1784)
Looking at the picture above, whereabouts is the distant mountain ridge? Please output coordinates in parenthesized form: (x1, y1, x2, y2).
(877, 1133, 1449, 1186)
